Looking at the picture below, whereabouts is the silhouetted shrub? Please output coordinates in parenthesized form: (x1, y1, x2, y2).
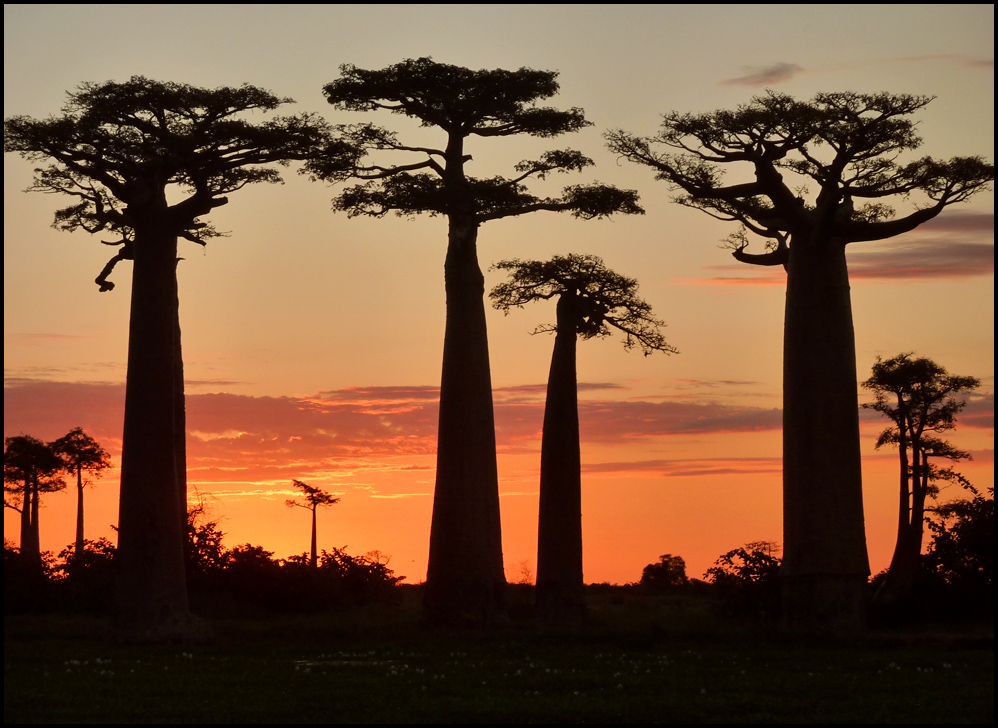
(704, 541, 782, 619)
(640, 554, 689, 591)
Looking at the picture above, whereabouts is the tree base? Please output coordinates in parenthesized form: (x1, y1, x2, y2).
(422, 577, 507, 627)
(112, 610, 212, 645)
(535, 582, 587, 626)
(781, 574, 867, 633)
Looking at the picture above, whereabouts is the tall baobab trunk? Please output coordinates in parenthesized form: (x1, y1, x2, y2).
(535, 292, 585, 620)
(114, 214, 206, 643)
(781, 233, 869, 631)
(424, 214, 506, 623)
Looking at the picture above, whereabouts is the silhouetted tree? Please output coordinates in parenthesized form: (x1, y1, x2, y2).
(608, 92, 994, 631)
(286, 479, 340, 568)
(5, 77, 351, 642)
(705, 541, 783, 618)
(3, 435, 66, 573)
(310, 58, 643, 623)
(186, 500, 228, 578)
(491, 254, 673, 618)
(640, 554, 690, 590)
(862, 353, 980, 607)
(50, 427, 111, 568)
(925, 483, 993, 611)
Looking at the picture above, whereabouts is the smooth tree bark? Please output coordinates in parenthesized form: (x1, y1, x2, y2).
(862, 354, 979, 608)
(491, 254, 674, 620)
(5, 77, 347, 642)
(536, 292, 585, 618)
(607, 92, 993, 631)
(311, 59, 642, 624)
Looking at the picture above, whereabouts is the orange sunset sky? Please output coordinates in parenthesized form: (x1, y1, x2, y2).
(4, 5, 994, 585)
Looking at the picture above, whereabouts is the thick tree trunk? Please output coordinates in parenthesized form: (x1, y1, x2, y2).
(424, 215, 506, 624)
(114, 219, 207, 643)
(781, 233, 870, 631)
(535, 293, 585, 621)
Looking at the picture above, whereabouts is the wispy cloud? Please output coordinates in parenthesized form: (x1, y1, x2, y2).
(720, 62, 804, 87)
(848, 241, 994, 280)
(583, 456, 783, 478)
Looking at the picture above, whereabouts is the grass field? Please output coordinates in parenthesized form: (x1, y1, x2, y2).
(4, 588, 994, 723)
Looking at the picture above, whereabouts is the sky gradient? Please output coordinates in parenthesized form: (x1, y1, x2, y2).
(4, 5, 994, 584)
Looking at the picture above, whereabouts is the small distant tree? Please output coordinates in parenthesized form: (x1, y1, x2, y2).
(862, 353, 979, 607)
(50, 427, 111, 568)
(3, 435, 66, 573)
(491, 254, 674, 618)
(286, 479, 340, 568)
(310, 58, 643, 624)
(640, 554, 689, 590)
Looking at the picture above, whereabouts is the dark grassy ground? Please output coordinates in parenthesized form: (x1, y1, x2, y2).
(5, 587, 994, 723)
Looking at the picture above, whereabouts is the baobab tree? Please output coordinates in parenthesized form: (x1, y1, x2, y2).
(491, 254, 674, 618)
(3, 435, 66, 573)
(5, 76, 351, 642)
(607, 92, 993, 630)
(309, 58, 643, 623)
(862, 353, 980, 608)
(286, 479, 340, 568)
(51, 427, 111, 568)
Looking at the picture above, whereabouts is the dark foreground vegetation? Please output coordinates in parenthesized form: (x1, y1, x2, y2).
(5, 585, 993, 724)
(5, 486, 993, 723)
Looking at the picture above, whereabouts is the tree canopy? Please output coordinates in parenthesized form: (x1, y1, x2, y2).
(308, 58, 642, 222)
(606, 91, 993, 264)
(4, 75, 349, 289)
(491, 254, 676, 355)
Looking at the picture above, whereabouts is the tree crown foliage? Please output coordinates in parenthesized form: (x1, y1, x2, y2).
(606, 91, 993, 264)
(50, 427, 111, 487)
(863, 353, 980, 441)
(5, 76, 354, 288)
(490, 254, 676, 355)
(308, 58, 643, 223)
(926, 483, 994, 593)
(285, 478, 340, 511)
(862, 353, 979, 495)
(640, 554, 689, 589)
(3, 436, 66, 511)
